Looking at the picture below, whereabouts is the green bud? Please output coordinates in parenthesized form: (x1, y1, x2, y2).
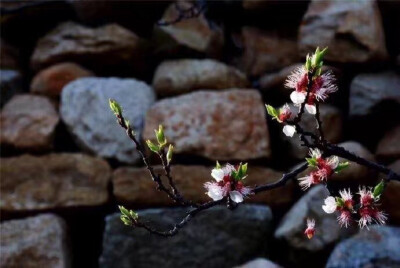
(306, 157, 318, 167)
(166, 144, 174, 164)
(216, 161, 221, 169)
(155, 125, 167, 147)
(311, 47, 328, 70)
(109, 99, 122, 115)
(305, 54, 312, 71)
(124, 119, 130, 128)
(119, 205, 130, 217)
(336, 197, 344, 207)
(241, 163, 248, 176)
(373, 180, 385, 199)
(129, 210, 139, 221)
(146, 140, 160, 153)
(120, 215, 132, 226)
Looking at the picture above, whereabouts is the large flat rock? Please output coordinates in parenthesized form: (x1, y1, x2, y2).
(143, 89, 270, 161)
(99, 205, 273, 268)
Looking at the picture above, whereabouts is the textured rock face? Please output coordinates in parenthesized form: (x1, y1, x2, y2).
(349, 71, 400, 117)
(1, 39, 19, 69)
(0, 214, 69, 268)
(155, 3, 224, 57)
(30, 22, 147, 72)
(0, 94, 59, 151)
(299, 0, 388, 63)
(286, 104, 342, 159)
(31, 62, 94, 98)
(0, 69, 22, 108)
(382, 160, 400, 224)
(99, 205, 273, 268)
(326, 225, 400, 268)
(275, 185, 355, 252)
(153, 59, 249, 96)
(376, 125, 400, 160)
(143, 89, 271, 161)
(0, 154, 111, 211)
(113, 165, 294, 208)
(61, 77, 155, 164)
(240, 27, 299, 76)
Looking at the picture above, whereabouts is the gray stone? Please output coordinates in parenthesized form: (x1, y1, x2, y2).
(0, 69, 22, 108)
(349, 71, 400, 117)
(99, 205, 273, 268)
(275, 185, 355, 252)
(0, 214, 70, 268)
(143, 89, 271, 161)
(235, 258, 282, 268)
(326, 225, 400, 268)
(299, 0, 388, 63)
(153, 59, 249, 96)
(60, 77, 155, 164)
(376, 125, 400, 160)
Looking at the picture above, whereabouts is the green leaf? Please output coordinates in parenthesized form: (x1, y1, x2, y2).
(305, 53, 312, 71)
(373, 180, 385, 199)
(335, 162, 349, 173)
(265, 104, 278, 118)
(120, 215, 132, 226)
(119, 205, 130, 217)
(146, 140, 160, 153)
(129, 210, 139, 221)
(306, 157, 318, 167)
(215, 161, 221, 169)
(124, 119, 130, 128)
(241, 163, 248, 176)
(109, 99, 122, 115)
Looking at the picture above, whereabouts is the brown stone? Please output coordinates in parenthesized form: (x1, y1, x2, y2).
(30, 21, 148, 73)
(239, 27, 299, 76)
(382, 160, 400, 224)
(152, 59, 249, 96)
(155, 3, 224, 57)
(0, 154, 111, 212)
(376, 125, 400, 160)
(143, 89, 271, 160)
(0, 214, 69, 268)
(299, 0, 388, 63)
(285, 104, 342, 159)
(113, 165, 294, 208)
(31, 62, 94, 98)
(1, 39, 19, 70)
(0, 94, 59, 151)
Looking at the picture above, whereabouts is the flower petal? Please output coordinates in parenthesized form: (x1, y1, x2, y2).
(229, 191, 244, 203)
(283, 125, 296, 137)
(211, 168, 224, 182)
(290, 91, 306, 104)
(305, 104, 316, 114)
(322, 196, 337, 213)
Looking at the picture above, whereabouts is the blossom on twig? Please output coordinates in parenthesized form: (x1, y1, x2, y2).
(304, 218, 316, 239)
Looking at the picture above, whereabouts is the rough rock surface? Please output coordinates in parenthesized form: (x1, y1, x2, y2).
(0, 94, 59, 151)
(349, 71, 400, 117)
(31, 62, 94, 98)
(30, 21, 147, 72)
(382, 160, 400, 224)
(0, 154, 111, 211)
(376, 125, 400, 160)
(326, 225, 400, 268)
(275, 185, 355, 252)
(153, 59, 249, 96)
(0, 214, 69, 268)
(0, 69, 22, 107)
(235, 258, 282, 268)
(99, 205, 273, 268)
(61, 77, 155, 164)
(143, 89, 270, 161)
(240, 27, 299, 76)
(113, 165, 294, 208)
(1, 39, 19, 69)
(286, 104, 342, 159)
(299, 0, 388, 63)
(155, 3, 224, 57)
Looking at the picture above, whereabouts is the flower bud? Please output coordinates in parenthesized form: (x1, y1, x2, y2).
(155, 125, 167, 147)
(166, 144, 174, 164)
(146, 140, 160, 153)
(109, 99, 122, 115)
(373, 180, 384, 199)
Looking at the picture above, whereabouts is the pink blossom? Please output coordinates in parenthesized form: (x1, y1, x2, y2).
(277, 104, 292, 123)
(304, 218, 316, 239)
(339, 189, 354, 210)
(338, 210, 352, 228)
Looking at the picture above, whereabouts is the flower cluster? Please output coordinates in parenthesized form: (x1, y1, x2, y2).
(204, 163, 252, 203)
(298, 149, 348, 190)
(285, 48, 337, 114)
(322, 181, 387, 229)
